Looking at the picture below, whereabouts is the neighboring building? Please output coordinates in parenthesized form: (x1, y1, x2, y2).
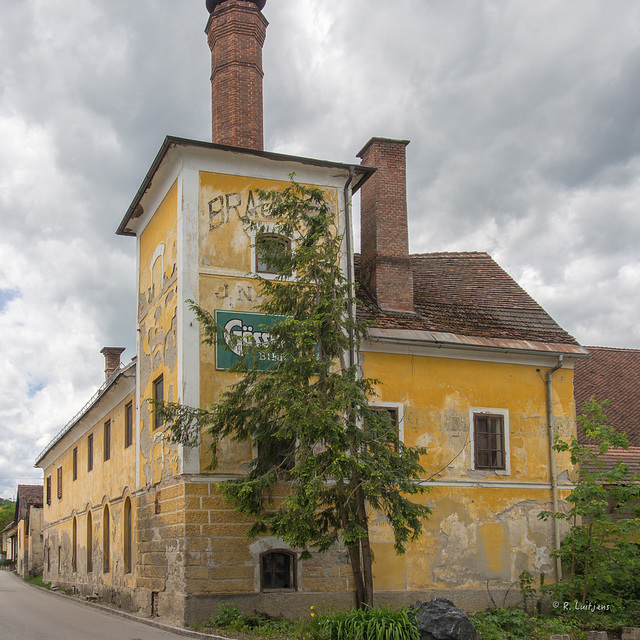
(36, 352, 136, 604)
(574, 346, 640, 447)
(573, 346, 640, 476)
(2, 520, 17, 568)
(35, 0, 587, 624)
(12, 485, 44, 578)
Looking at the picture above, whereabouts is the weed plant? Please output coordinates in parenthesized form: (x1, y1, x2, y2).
(469, 605, 640, 640)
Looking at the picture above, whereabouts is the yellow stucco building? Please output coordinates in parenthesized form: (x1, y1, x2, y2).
(35, 0, 587, 624)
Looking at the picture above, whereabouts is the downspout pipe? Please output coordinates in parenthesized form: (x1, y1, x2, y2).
(547, 354, 564, 580)
(343, 166, 355, 369)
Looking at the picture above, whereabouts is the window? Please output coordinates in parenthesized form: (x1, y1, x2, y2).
(369, 402, 404, 451)
(256, 437, 295, 474)
(46, 475, 51, 506)
(153, 377, 164, 429)
(87, 434, 94, 471)
(73, 447, 78, 481)
(125, 402, 133, 448)
(56, 466, 62, 500)
(104, 420, 111, 461)
(86, 510, 93, 572)
(256, 233, 291, 274)
(371, 406, 400, 451)
(153, 376, 164, 430)
(72, 517, 77, 572)
(473, 413, 506, 471)
(103, 504, 110, 573)
(124, 497, 132, 574)
(261, 551, 296, 590)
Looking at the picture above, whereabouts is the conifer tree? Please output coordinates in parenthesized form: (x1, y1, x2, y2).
(157, 177, 431, 607)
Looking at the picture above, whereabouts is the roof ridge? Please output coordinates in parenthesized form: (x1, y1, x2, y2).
(585, 345, 640, 353)
(409, 251, 491, 258)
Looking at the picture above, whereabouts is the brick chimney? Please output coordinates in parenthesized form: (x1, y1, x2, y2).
(205, 0, 268, 150)
(357, 137, 414, 313)
(100, 347, 125, 381)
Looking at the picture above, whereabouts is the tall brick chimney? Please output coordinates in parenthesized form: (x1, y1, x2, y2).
(100, 347, 125, 381)
(205, 0, 268, 150)
(357, 138, 414, 313)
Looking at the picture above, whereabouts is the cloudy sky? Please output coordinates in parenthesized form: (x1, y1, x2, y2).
(1, 0, 639, 498)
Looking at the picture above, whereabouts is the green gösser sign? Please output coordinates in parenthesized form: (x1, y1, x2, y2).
(215, 310, 286, 371)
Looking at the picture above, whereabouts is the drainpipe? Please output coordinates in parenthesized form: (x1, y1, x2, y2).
(343, 166, 355, 369)
(547, 354, 564, 580)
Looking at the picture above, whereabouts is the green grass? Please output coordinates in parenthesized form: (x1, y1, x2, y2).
(23, 574, 51, 589)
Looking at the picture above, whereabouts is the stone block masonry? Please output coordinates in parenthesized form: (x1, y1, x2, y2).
(134, 478, 356, 622)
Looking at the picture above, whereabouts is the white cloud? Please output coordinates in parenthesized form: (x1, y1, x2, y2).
(1, 0, 639, 496)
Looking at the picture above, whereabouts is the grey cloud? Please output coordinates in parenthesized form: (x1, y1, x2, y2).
(1, 0, 640, 496)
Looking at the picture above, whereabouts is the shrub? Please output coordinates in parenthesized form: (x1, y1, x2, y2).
(318, 605, 419, 640)
(204, 602, 298, 639)
(469, 607, 529, 640)
(539, 398, 640, 611)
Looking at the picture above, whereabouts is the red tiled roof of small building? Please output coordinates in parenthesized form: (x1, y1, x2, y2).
(574, 346, 640, 447)
(355, 252, 579, 346)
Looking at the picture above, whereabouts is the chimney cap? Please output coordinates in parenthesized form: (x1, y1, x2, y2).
(356, 137, 410, 160)
(100, 347, 126, 356)
(206, 0, 266, 13)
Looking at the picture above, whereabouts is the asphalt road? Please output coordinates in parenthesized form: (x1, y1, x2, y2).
(0, 571, 205, 640)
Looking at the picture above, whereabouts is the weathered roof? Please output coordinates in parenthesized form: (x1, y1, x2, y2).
(580, 446, 640, 478)
(356, 252, 581, 350)
(15, 485, 43, 523)
(574, 346, 640, 447)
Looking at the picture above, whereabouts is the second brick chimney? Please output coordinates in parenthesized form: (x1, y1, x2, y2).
(100, 347, 126, 382)
(205, 0, 268, 150)
(357, 138, 414, 313)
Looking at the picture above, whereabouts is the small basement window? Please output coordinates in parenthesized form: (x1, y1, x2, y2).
(261, 550, 296, 591)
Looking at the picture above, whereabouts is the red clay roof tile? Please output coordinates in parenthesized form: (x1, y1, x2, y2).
(574, 346, 640, 447)
(355, 252, 578, 346)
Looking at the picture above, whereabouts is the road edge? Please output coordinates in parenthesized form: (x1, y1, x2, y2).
(11, 572, 236, 640)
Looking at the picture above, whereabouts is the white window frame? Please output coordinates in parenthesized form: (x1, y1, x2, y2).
(469, 407, 510, 475)
(368, 401, 405, 446)
(246, 227, 295, 281)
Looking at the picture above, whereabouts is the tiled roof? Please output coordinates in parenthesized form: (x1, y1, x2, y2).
(355, 252, 579, 346)
(580, 446, 640, 477)
(574, 346, 640, 447)
(15, 484, 43, 522)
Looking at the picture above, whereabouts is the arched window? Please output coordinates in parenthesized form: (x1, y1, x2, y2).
(124, 497, 132, 574)
(86, 510, 93, 572)
(103, 504, 110, 573)
(72, 516, 77, 572)
(256, 234, 291, 274)
(260, 550, 296, 591)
